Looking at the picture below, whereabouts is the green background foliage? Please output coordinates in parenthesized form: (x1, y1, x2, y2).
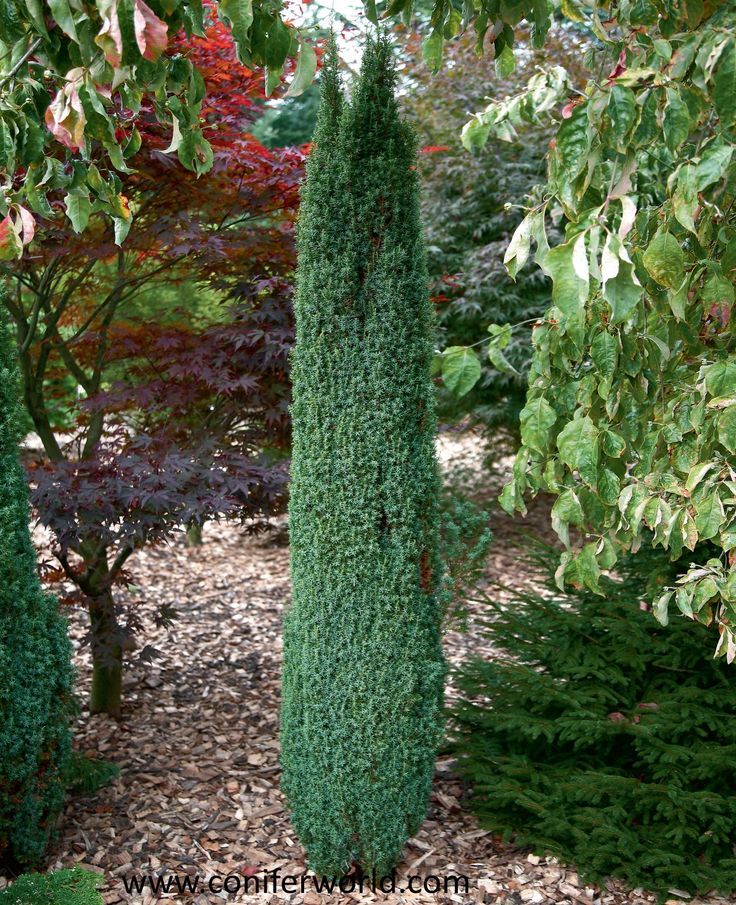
(252, 83, 320, 148)
(280, 36, 445, 877)
(64, 753, 120, 797)
(402, 30, 552, 445)
(402, 26, 590, 448)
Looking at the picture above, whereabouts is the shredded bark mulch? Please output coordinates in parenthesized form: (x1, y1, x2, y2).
(4, 437, 728, 905)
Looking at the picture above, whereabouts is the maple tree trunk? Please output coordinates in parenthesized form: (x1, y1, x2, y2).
(84, 546, 123, 718)
(88, 588, 123, 718)
(15, 342, 65, 462)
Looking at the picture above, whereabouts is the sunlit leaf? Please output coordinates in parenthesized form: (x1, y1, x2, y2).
(441, 346, 482, 397)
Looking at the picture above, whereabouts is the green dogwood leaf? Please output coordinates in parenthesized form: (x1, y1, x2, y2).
(557, 414, 599, 487)
(442, 346, 481, 397)
(520, 396, 557, 454)
(642, 232, 685, 288)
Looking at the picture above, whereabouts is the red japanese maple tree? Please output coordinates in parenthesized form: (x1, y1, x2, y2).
(2, 14, 306, 717)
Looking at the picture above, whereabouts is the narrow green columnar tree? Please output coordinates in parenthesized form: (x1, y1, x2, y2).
(281, 36, 445, 877)
(0, 297, 73, 869)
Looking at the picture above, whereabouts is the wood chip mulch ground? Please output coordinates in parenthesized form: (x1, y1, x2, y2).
(4, 438, 730, 905)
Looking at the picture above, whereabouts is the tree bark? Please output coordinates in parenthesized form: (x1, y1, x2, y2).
(82, 546, 124, 718)
(88, 588, 123, 718)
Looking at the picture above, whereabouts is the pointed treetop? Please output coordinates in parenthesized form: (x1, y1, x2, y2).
(314, 32, 344, 135)
(344, 31, 404, 150)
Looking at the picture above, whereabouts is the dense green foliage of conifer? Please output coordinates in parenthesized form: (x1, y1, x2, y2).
(0, 868, 103, 905)
(452, 545, 736, 897)
(0, 301, 73, 869)
(280, 36, 445, 877)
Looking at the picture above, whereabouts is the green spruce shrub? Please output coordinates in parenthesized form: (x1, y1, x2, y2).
(64, 754, 119, 797)
(439, 491, 493, 626)
(0, 868, 103, 905)
(451, 543, 736, 897)
(0, 306, 73, 869)
(280, 35, 445, 877)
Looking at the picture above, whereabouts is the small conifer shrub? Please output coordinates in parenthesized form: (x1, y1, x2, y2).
(0, 305, 73, 869)
(280, 36, 445, 877)
(0, 868, 103, 905)
(452, 544, 736, 897)
(64, 753, 120, 796)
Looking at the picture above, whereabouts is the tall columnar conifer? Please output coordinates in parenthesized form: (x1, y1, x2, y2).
(280, 35, 445, 877)
(0, 293, 73, 869)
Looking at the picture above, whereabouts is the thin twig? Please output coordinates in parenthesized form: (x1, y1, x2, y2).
(0, 37, 43, 90)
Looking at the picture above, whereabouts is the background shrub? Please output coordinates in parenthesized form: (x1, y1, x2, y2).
(451, 543, 736, 897)
(400, 28, 587, 449)
(64, 754, 120, 798)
